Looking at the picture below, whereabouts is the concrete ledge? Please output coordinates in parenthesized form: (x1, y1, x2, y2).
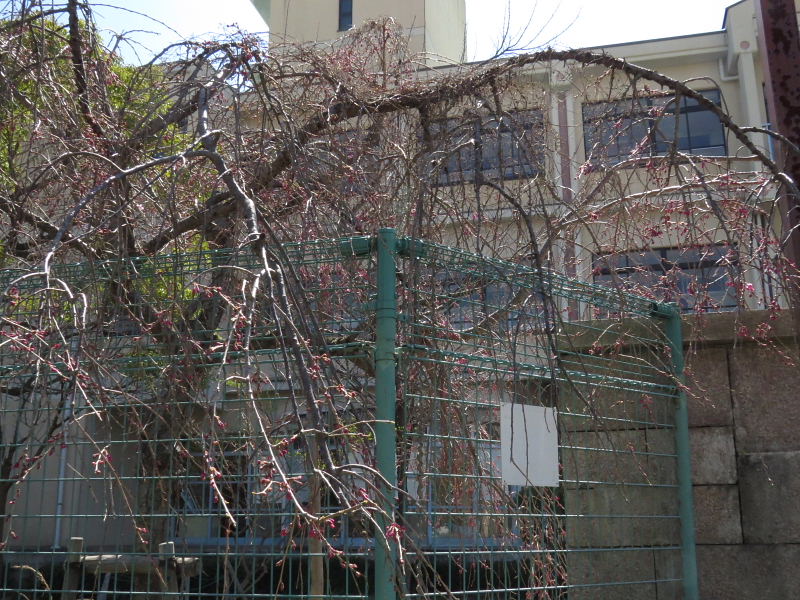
(682, 309, 797, 345)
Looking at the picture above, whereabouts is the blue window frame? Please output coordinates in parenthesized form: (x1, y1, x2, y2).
(338, 0, 353, 31)
(175, 439, 350, 547)
(439, 273, 547, 332)
(583, 90, 726, 165)
(592, 245, 738, 312)
(429, 110, 543, 185)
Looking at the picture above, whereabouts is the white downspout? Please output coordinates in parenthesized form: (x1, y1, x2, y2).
(718, 57, 739, 82)
(52, 326, 83, 549)
(51, 396, 71, 549)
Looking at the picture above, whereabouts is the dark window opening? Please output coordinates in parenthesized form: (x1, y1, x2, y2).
(441, 275, 519, 331)
(179, 453, 254, 539)
(435, 266, 555, 334)
(583, 89, 726, 165)
(338, 0, 353, 31)
(428, 110, 544, 185)
(592, 245, 739, 312)
(295, 127, 379, 196)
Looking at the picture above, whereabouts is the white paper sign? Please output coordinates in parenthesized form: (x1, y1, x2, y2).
(500, 402, 559, 487)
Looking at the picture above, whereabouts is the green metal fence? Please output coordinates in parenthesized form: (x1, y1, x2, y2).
(0, 230, 697, 599)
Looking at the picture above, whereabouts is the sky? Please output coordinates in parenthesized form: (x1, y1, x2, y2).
(90, 0, 738, 64)
(466, 0, 737, 57)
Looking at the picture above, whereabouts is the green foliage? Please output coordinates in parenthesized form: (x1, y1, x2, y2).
(0, 13, 187, 185)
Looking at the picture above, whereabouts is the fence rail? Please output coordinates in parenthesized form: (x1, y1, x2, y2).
(0, 230, 696, 599)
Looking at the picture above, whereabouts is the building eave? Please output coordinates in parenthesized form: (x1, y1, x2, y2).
(722, 0, 750, 29)
(586, 31, 728, 64)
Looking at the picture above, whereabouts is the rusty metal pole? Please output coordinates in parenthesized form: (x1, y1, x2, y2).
(756, 0, 800, 332)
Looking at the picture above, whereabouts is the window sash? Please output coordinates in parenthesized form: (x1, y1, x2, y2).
(583, 90, 726, 163)
(593, 245, 738, 312)
(430, 111, 543, 185)
(338, 0, 353, 31)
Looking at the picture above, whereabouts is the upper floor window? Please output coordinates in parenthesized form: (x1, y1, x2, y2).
(339, 0, 353, 31)
(429, 110, 544, 185)
(592, 245, 738, 312)
(583, 90, 726, 165)
(437, 269, 550, 333)
(302, 127, 378, 190)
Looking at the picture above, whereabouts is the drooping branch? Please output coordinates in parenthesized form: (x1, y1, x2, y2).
(67, 0, 105, 140)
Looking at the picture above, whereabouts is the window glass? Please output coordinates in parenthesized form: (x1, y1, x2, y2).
(593, 245, 738, 312)
(339, 0, 353, 31)
(429, 118, 476, 184)
(584, 90, 726, 164)
(628, 250, 664, 268)
(675, 112, 693, 151)
(584, 100, 650, 162)
(652, 112, 678, 154)
(685, 109, 726, 153)
(429, 110, 542, 185)
(486, 114, 542, 179)
(437, 270, 545, 332)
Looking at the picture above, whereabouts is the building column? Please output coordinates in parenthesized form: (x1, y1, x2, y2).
(549, 70, 584, 318)
(736, 49, 767, 157)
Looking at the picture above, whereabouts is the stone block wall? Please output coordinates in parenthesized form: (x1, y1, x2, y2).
(683, 311, 800, 599)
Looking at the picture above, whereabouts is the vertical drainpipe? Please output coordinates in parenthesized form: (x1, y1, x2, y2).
(556, 91, 579, 320)
(52, 405, 70, 550)
(662, 304, 700, 600)
(53, 334, 82, 550)
(374, 228, 398, 600)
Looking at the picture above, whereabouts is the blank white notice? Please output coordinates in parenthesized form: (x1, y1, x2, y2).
(500, 403, 559, 487)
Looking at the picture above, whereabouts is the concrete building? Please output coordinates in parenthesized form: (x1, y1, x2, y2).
(243, 1, 800, 598)
(249, 0, 784, 313)
(1, 2, 797, 598)
(251, 0, 467, 65)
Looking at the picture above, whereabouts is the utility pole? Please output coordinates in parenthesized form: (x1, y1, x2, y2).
(756, 0, 800, 333)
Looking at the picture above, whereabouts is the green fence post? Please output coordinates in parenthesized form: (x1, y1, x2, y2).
(664, 305, 700, 600)
(374, 228, 399, 600)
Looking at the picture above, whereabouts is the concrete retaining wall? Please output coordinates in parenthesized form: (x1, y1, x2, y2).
(683, 311, 800, 599)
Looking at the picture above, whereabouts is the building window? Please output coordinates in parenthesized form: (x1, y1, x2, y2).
(297, 127, 379, 196)
(429, 110, 543, 185)
(592, 245, 738, 312)
(441, 275, 517, 331)
(338, 0, 353, 31)
(583, 90, 726, 165)
(179, 452, 258, 540)
(437, 270, 551, 332)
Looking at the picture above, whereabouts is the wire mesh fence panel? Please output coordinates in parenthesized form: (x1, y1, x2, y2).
(395, 240, 683, 599)
(0, 239, 382, 600)
(0, 233, 690, 599)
